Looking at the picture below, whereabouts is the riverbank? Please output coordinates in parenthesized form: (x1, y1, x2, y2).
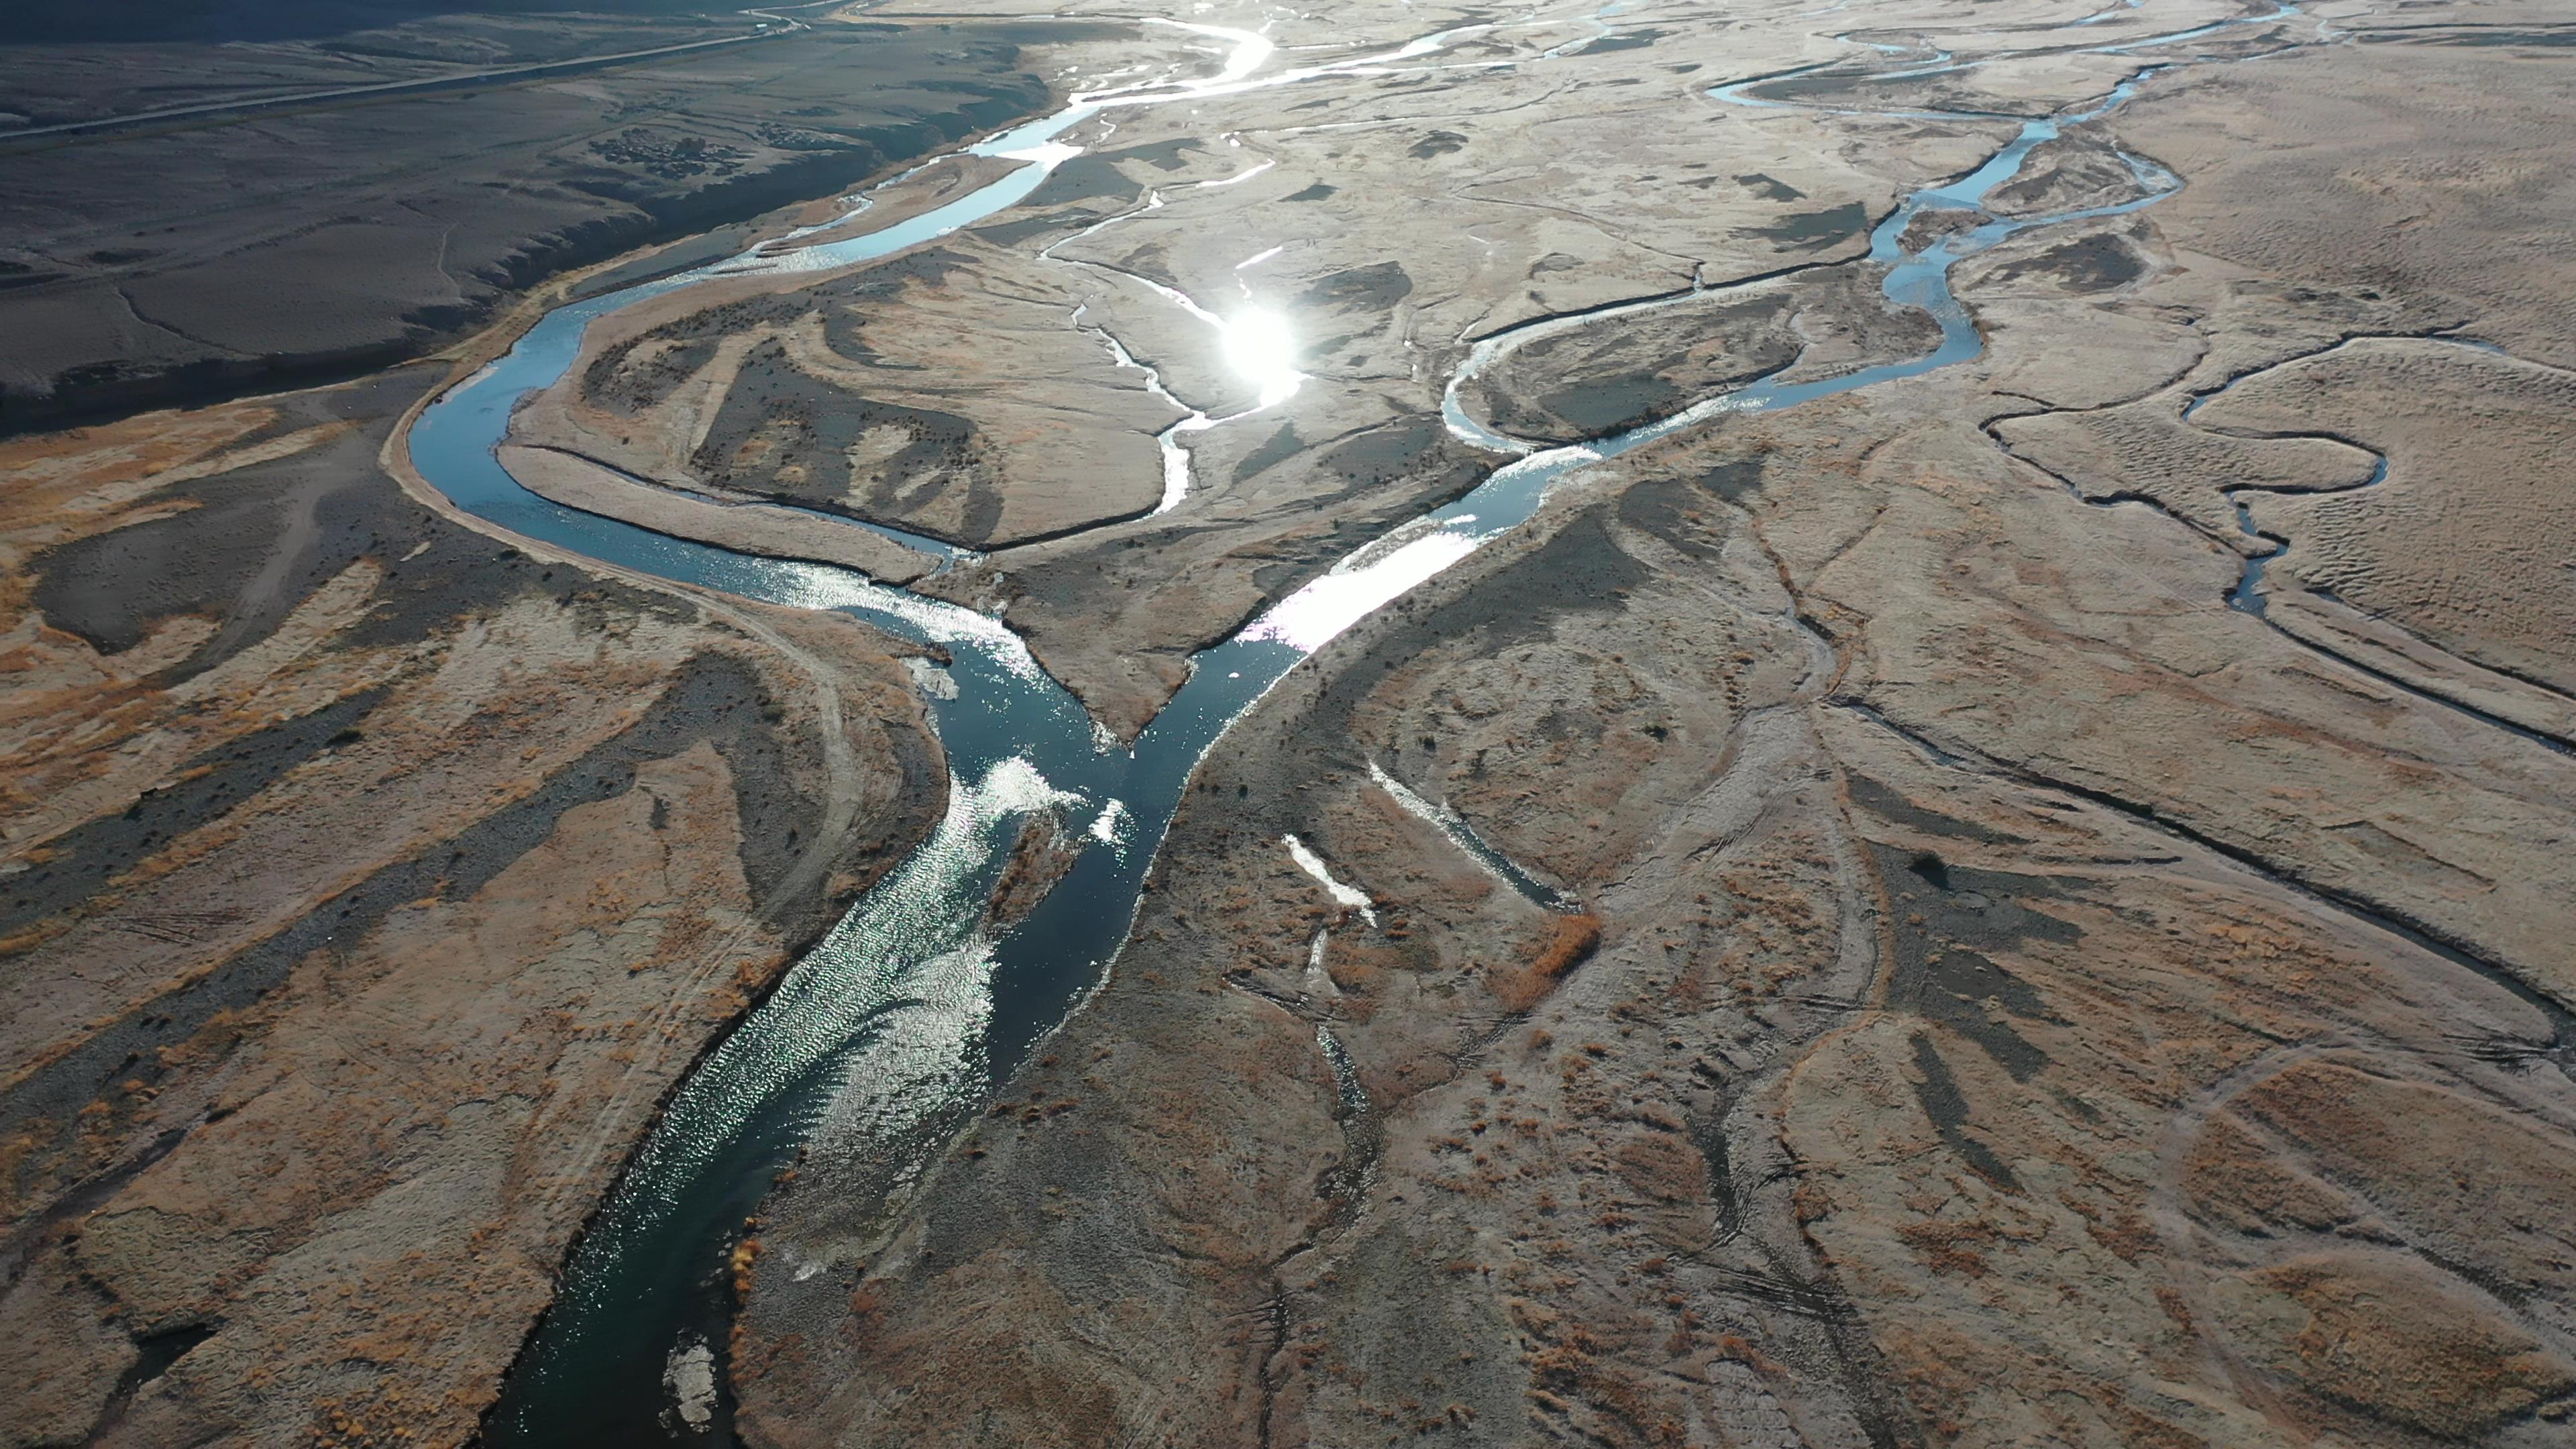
(0, 9, 1069, 433)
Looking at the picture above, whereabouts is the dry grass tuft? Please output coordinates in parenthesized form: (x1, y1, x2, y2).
(1487, 913, 1604, 1013)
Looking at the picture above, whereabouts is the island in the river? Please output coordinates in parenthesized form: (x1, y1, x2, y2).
(6, 0, 2576, 1445)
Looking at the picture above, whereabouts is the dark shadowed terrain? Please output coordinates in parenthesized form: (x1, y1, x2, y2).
(0, 5, 1067, 429)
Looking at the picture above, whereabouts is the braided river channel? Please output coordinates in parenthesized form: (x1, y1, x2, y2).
(394, 5, 2299, 1439)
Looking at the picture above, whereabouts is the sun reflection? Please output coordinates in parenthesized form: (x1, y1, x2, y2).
(1220, 306, 1301, 409)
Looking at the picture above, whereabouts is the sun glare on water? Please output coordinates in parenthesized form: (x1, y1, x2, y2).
(1220, 306, 1302, 409)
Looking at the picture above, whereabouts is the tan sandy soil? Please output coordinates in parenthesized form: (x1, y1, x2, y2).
(712, 1, 2576, 1445)
(0, 374, 943, 1446)
(738, 440, 2576, 1444)
(13, 0, 2576, 1440)
(761, 153, 1031, 252)
(2196, 340, 2576, 694)
(498, 444, 934, 583)
(514, 237, 1182, 551)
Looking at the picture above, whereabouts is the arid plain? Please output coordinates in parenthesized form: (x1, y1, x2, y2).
(5, 0, 2576, 1444)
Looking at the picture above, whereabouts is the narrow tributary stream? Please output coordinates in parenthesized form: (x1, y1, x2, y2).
(403, 6, 2306, 1440)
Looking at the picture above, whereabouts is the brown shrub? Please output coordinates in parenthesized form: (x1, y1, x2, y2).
(1487, 912, 1605, 1012)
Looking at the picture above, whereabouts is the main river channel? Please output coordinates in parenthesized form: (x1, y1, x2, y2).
(394, 6, 2300, 1438)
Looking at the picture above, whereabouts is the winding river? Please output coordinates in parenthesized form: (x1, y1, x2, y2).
(399, 5, 2305, 1440)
